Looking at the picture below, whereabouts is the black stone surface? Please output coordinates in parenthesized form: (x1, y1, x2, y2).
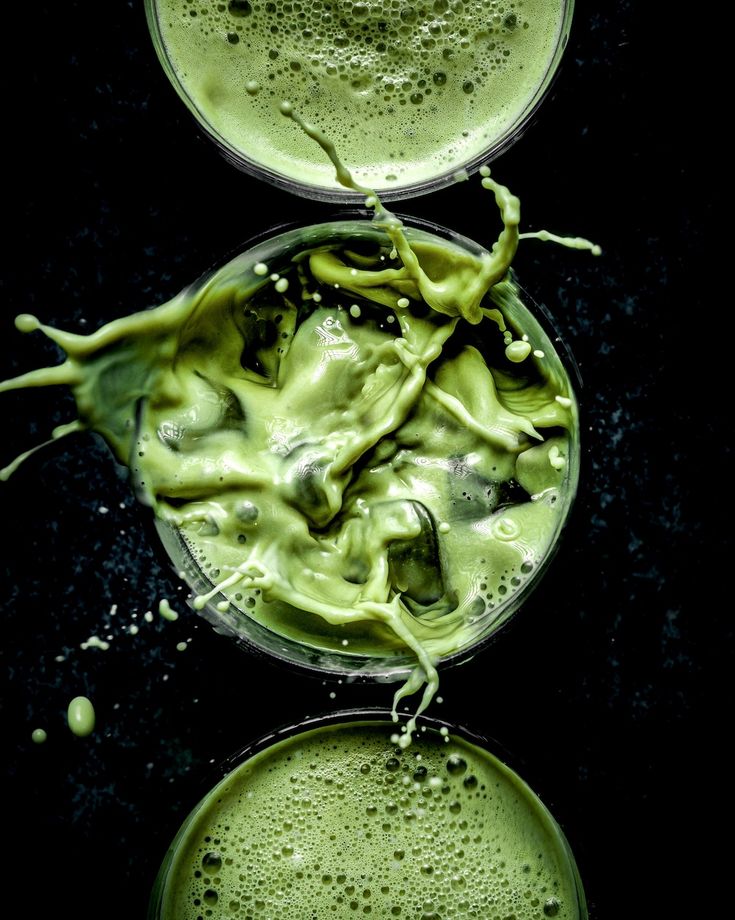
(1, 2, 720, 918)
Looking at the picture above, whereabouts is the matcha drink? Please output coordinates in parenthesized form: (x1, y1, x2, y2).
(146, 0, 574, 197)
(149, 716, 587, 919)
(0, 171, 593, 740)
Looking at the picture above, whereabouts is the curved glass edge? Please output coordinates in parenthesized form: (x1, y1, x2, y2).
(144, 0, 576, 202)
(152, 215, 581, 682)
(148, 708, 588, 920)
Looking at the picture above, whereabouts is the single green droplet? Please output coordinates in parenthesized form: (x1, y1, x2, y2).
(159, 598, 180, 621)
(505, 340, 532, 363)
(15, 313, 40, 333)
(31, 728, 47, 744)
(67, 696, 96, 737)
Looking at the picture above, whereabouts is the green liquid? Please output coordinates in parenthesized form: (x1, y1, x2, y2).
(0, 171, 591, 739)
(67, 695, 96, 737)
(151, 720, 586, 919)
(148, 0, 572, 194)
(164, 220, 579, 674)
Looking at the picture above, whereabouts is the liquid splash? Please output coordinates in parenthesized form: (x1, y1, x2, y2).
(1, 115, 598, 745)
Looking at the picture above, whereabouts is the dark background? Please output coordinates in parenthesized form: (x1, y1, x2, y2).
(1, 2, 721, 917)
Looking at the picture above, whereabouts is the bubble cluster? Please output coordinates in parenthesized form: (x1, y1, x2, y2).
(179, 0, 526, 108)
(154, 0, 567, 188)
(161, 723, 580, 919)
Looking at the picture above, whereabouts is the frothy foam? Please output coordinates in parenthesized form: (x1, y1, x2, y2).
(152, 0, 570, 192)
(157, 721, 584, 919)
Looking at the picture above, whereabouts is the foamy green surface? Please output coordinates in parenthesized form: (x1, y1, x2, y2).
(153, 720, 585, 919)
(150, 0, 570, 193)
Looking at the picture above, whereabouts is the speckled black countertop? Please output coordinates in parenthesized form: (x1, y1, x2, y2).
(1, 2, 720, 917)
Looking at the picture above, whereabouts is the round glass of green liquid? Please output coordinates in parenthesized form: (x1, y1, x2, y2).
(148, 711, 588, 919)
(144, 0, 575, 200)
(151, 215, 580, 686)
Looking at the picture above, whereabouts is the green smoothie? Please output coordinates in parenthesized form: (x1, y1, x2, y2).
(146, 0, 574, 196)
(149, 717, 587, 919)
(0, 170, 595, 741)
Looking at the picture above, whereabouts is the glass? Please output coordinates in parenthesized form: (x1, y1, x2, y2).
(152, 215, 581, 683)
(148, 709, 588, 919)
(144, 0, 575, 201)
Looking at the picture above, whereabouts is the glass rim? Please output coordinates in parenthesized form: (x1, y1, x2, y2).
(152, 213, 582, 682)
(219, 706, 514, 777)
(144, 0, 576, 202)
